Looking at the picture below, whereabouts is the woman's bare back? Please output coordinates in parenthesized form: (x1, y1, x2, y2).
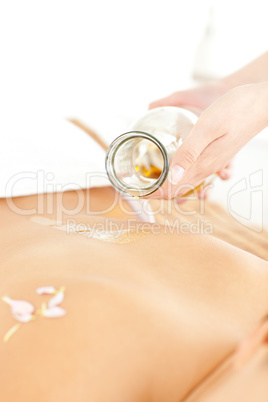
(0, 188, 267, 401)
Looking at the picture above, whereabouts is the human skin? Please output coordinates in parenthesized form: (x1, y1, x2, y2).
(0, 188, 268, 402)
(150, 52, 268, 112)
(148, 52, 268, 199)
(147, 82, 268, 200)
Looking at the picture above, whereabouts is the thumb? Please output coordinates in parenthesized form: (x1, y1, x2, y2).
(167, 128, 209, 185)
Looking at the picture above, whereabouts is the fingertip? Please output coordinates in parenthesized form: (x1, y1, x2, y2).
(149, 97, 170, 110)
(148, 101, 160, 110)
(168, 165, 186, 185)
(197, 187, 212, 200)
(149, 93, 178, 110)
(218, 168, 232, 180)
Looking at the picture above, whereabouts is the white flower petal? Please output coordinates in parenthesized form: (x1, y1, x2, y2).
(12, 313, 34, 323)
(48, 288, 65, 308)
(2, 297, 35, 316)
(43, 306, 66, 318)
(36, 286, 56, 295)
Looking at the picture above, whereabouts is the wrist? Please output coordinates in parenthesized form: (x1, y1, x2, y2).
(244, 82, 268, 131)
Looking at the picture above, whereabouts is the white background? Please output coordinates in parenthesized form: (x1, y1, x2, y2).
(0, 0, 268, 227)
(1, 0, 267, 127)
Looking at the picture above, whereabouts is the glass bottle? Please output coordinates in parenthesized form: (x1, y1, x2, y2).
(105, 106, 202, 198)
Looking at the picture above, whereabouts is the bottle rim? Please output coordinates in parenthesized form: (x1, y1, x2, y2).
(105, 131, 169, 197)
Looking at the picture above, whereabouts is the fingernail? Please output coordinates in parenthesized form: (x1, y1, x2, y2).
(168, 165, 185, 185)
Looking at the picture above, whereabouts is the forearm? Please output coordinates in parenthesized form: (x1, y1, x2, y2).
(253, 81, 268, 128)
(221, 51, 268, 89)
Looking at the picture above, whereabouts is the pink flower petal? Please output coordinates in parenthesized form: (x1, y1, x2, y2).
(36, 286, 56, 295)
(48, 289, 64, 308)
(43, 306, 66, 318)
(12, 313, 35, 323)
(2, 297, 35, 316)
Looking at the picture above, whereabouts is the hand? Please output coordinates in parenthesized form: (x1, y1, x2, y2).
(149, 80, 232, 181)
(149, 80, 229, 115)
(146, 83, 268, 200)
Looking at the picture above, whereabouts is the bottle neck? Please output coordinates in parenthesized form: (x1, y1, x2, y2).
(105, 131, 169, 198)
